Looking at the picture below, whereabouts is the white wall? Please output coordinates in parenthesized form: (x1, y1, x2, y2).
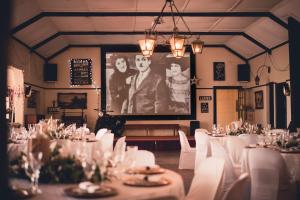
(248, 44, 290, 127)
(195, 48, 246, 130)
(7, 39, 46, 117)
(45, 47, 101, 129)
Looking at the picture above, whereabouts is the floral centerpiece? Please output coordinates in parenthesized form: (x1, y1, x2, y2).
(9, 144, 103, 184)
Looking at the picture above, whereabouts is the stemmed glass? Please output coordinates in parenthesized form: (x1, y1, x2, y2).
(81, 158, 97, 182)
(22, 152, 43, 194)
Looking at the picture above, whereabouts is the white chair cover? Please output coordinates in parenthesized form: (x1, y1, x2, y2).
(96, 128, 109, 140)
(238, 134, 258, 145)
(222, 173, 249, 200)
(226, 137, 247, 176)
(194, 131, 209, 173)
(248, 148, 296, 200)
(186, 157, 225, 200)
(178, 130, 196, 169)
(210, 140, 237, 200)
(113, 136, 126, 162)
(99, 133, 114, 153)
(130, 150, 156, 167)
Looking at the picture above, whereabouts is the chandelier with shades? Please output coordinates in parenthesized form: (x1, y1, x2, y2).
(138, 0, 204, 58)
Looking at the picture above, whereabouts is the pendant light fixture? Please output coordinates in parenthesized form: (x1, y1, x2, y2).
(138, 0, 204, 58)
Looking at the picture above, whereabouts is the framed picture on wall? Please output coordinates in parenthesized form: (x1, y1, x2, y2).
(101, 45, 196, 120)
(255, 90, 264, 109)
(213, 62, 225, 81)
(201, 102, 209, 113)
(57, 93, 87, 109)
(27, 90, 38, 108)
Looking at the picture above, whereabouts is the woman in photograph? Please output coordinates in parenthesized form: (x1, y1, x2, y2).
(166, 61, 190, 113)
(109, 56, 135, 113)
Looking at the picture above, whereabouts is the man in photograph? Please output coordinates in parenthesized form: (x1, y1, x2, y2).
(125, 54, 168, 114)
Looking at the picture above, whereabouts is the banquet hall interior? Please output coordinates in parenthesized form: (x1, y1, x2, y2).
(1, 0, 300, 199)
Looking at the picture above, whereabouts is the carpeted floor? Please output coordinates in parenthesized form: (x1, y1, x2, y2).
(154, 151, 194, 194)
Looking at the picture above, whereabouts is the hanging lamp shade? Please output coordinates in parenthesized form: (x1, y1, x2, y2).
(138, 35, 156, 57)
(169, 35, 185, 51)
(172, 46, 186, 58)
(191, 38, 204, 54)
(142, 49, 154, 57)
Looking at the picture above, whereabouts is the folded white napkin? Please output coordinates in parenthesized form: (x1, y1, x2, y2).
(78, 181, 100, 193)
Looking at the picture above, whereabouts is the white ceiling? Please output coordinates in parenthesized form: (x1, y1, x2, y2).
(10, 0, 300, 60)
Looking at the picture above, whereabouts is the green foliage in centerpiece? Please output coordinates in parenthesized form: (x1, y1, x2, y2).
(9, 145, 102, 184)
(228, 127, 246, 136)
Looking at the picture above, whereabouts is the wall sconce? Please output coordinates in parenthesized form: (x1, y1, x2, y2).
(255, 65, 271, 85)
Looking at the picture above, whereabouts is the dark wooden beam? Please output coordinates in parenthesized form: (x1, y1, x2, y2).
(10, 12, 288, 35)
(46, 45, 70, 61)
(242, 33, 270, 52)
(247, 40, 289, 61)
(223, 45, 247, 62)
(11, 36, 47, 61)
(269, 82, 275, 128)
(288, 17, 300, 127)
(47, 44, 245, 63)
(32, 32, 60, 50)
(10, 13, 44, 34)
(30, 31, 262, 53)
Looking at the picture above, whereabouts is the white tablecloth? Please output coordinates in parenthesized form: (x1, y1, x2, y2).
(10, 169, 185, 200)
(241, 147, 300, 182)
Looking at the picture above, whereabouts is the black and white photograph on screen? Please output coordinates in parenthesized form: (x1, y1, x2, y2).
(105, 52, 191, 116)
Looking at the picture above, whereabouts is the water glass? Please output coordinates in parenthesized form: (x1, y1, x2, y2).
(81, 159, 97, 181)
(22, 152, 43, 194)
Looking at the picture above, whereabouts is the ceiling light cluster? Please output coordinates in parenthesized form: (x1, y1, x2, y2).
(138, 0, 204, 58)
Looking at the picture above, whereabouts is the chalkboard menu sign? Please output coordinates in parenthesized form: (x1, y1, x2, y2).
(70, 58, 92, 85)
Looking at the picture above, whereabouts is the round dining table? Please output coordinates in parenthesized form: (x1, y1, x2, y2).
(10, 168, 185, 200)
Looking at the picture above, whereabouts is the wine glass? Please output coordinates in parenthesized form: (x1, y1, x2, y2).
(81, 159, 97, 182)
(22, 152, 43, 194)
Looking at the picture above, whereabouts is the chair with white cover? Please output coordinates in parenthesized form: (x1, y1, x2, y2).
(210, 140, 237, 200)
(113, 136, 126, 162)
(99, 133, 114, 153)
(248, 148, 296, 200)
(131, 150, 156, 167)
(194, 131, 209, 173)
(226, 137, 247, 176)
(178, 130, 196, 169)
(221, 173, 249, 200)
(238, 134, 258, 145)
(186, 157, 225, 200)
(96, 128, 109, 140)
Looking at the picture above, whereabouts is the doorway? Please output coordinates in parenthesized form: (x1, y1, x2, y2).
(214, 87, 241, 127)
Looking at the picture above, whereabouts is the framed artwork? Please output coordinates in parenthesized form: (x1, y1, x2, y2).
(101, 45, 196, 120)
(70, 58, 92, 85)
(27, 90, 38, 108)
(255, 90, 264, 109)
(57, 93, 87, 109)
(213, 62, 225, 81)
(201, 102, 209, 113)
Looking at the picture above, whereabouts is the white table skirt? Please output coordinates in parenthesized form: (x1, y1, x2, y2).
(10, 169, 185, 200)
(241, 147, 300, 182)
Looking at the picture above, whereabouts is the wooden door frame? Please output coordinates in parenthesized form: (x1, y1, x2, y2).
(213, 86, 242, 125)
